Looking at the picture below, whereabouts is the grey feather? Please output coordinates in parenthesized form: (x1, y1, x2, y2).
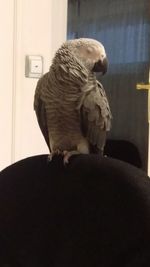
(34, 73, 50, 150)
(34, 38, 112, 158)
(80, 78, 112, 153)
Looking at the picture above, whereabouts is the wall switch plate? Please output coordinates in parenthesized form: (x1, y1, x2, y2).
(25, 55, 43, 78)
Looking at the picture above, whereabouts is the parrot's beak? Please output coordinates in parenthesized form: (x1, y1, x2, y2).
(92, 57, 108, 75)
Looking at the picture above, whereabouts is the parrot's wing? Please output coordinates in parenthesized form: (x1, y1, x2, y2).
(34, 77, 50, 150)
(81, 81, 111, 152)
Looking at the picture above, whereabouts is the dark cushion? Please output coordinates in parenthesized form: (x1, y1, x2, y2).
(104, 139, 142, 168)
(0, 154, 150, 266)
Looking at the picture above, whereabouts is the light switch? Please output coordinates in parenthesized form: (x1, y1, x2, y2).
(25, 55, 43, 78)
(30, 59, 42, 74)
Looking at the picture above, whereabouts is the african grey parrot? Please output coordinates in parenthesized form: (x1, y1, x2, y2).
(34, 38, 112, 163)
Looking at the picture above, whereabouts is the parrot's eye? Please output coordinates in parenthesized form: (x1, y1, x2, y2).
(87, 47, 93, 54)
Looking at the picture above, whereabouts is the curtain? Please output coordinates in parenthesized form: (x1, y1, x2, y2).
(67, 0, 150, 170)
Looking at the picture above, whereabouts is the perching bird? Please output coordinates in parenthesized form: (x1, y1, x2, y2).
(34, 38, 112, 163)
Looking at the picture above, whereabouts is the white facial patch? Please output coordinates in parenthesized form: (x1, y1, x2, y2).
(68, 38, 107, 70)
(79, 42, 106, 62)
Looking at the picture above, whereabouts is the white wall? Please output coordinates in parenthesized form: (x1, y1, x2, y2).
(0, 0, 14, 170)
(0, 0, 68, 170)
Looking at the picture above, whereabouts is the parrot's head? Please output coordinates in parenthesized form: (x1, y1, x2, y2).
(64, 38, 108, 75)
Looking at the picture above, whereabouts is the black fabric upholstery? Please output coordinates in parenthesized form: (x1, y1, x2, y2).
(104, 139, 142, 168)
(0, 154, 150, 266)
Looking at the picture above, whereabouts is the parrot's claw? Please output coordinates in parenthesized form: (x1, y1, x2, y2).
(48, 150, 62, 161)
(47, 154, 52, 162)
(63, 150, 80, 164)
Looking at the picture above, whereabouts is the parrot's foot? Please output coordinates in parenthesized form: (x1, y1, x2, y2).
(48, 150, 62, 161)
(63, 150, 80, 164)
